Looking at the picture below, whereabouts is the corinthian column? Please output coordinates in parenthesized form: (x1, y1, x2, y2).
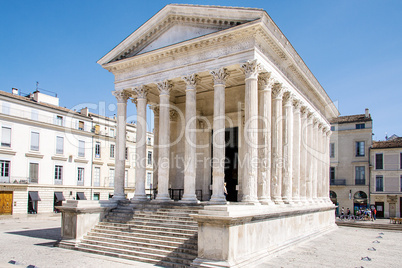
(282, 91, 293, 205)
(112, 89, 130, 200)
(316, 123, 323, 203)
(150, 105, 159, 193)
(292, 98, 302, 205)
(155, 80, 173, 202)
(181, 73, 199, 203)
(306, 112, 314, 203)
(271, 83, 284, 205)
(257, 72, 274, 205)
(312, 118, 319, 202)
(241, 60, 260, 203)
(209, 67, 229, 204)
(132, 86, 148, 202)
(324, 129, 332, 204)
(299, 106, 308, 204)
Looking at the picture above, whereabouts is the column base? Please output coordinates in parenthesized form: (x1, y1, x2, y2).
(131, 194, 148, 202)
(111, 194, 126, 201)
(209, 195, 227, 205)
(180, 194, 199, 204)
(241, 196, 260, 204)
(272, 197, 285, 205)
(259, 198, 275, 206)
(153, 194, 173, 203)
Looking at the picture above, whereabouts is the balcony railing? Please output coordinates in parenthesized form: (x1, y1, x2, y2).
(330, 179, 346, 186)
(0, 176, 37, 184)
(355, 179, 366, 185)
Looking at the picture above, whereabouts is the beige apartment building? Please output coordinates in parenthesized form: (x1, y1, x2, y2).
(330, 109, 372, 215)
(370, 138, 402, 218)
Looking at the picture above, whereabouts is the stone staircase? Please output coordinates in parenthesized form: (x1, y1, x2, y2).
(76, 201, 203, 267)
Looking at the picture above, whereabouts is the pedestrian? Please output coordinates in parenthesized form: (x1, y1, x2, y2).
(341, 207, 344, 216)
(347, 208, 350, 216)
(373, 208, 377, 220)
(224, 182, 228, 199)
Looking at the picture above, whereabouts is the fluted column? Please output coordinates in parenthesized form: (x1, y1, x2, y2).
(150, 105, 159, 191)
(306, 112, 314, 202)
(271, 83, 284, 205)
(316, 123, 323, 203)
(257, 73, 274, 205)
(209, 68, 229, 204)
(324, 129, 332, 204)
(112, 90, 130, 200)
(132, 86, 148, 201)
(292, 99, 301, 205)
(181, 74, 199, 203)
(282, 91, 293, 204)
(312, 118, 319, 202)
(299, 106, 308, 203)
(241, 60, 260, 203)
(155, 80, 173, 202)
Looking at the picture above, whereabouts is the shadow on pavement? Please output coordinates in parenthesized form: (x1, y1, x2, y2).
(6, 227, 61, 240)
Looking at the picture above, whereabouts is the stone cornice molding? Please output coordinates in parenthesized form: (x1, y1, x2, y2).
(133, 85, 149, 99)
(210, 67, 229, 85)
(271, 83, 283, 99)
(182, 73, 200, 90)
(242, 59, 261, 79)
(112, 90, 130, 103)
(157, 80, 173, 96)
(282, 91, 293, 106)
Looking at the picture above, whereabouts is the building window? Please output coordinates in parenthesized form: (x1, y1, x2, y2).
(95, 142, 101, 158)
(56, 136, 64, 154)
(125, 147, 128, 160)
(147, 151, 152, 165)
(93, 193, 100, 200)
(146, 172, 152, 189)
(78, 121, 84, 131)
(109, 168, 115, 187)
(29, 163, 39, 183)
(77, 167, 84, 185)
(30, 132, 39, 151)
(355, 141, 365, 157)
(330, 126, 335, 131)
(78, 140, 85, 157)
(330, 143, 335, 158)
(55, 115, 63, 126)
(0, 160, 10, 183)
(356, 123, 365, 129)
(355, 166, 365, 185)
(1, 127, 11, 147)
(376, 175, 383, 192)
(54, 165, 63, 184)
(330, 167, 335, 183)
(110, 144, 115, 158)
(93, 167, 100, 187)
(375, 153, 383, 170)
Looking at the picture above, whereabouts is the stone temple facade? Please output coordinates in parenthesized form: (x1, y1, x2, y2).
(95, 4, 339, 267)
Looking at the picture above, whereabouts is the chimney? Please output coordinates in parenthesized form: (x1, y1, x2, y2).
(365, 108, 369, 118)
(80, 107, 89, 117)
(12, 88, 19, 95)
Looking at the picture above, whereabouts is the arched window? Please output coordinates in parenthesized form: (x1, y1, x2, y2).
(354, 191, 367, 199)
(329, 191, 337, 199)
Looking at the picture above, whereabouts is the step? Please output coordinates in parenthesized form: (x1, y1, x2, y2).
(82, 235, 197, 255)
(96, 222, 197, 235)
(85, 232, 197, 249)
(133, 213, 194, 221)
(128, 217, 197, 226)
(92, 226, 197, 240)
(78, 242, 194, 265)
(77, 246, 190, 268)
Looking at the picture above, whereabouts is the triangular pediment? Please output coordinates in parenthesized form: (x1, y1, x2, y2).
(98, 4, 265, 65)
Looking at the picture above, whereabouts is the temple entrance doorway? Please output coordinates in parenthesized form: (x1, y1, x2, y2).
(224, 127, 238, 202)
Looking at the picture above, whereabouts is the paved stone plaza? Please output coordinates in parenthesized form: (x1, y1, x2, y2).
(0, 214, 401, 268)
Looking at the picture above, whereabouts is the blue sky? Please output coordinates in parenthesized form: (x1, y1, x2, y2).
(0, 0, 401, 140)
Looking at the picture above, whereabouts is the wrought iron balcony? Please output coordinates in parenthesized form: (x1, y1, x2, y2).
(330, 179, 346, 186)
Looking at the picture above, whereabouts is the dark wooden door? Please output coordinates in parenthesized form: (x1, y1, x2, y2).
(0, 191, 13, 215)
(375, 202, 384, 218)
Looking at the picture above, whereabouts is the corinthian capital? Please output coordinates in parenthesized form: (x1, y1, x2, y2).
(282, 91, 293, 105)
(242, 59, 261, 79)
(149, 104, 160, 117)
(300, 106, 308, 117)
(258, 72, 275, 90)
(182, 74, 200, 90)
(157, 80, 173, 95)
(169, 109, 179, 121)
(112, 90, 130, 103)
(133, 85, 148, 99)
(292, 98, 301, 111)
(210, 67, 229, 85)
(271, 83, 283, 99)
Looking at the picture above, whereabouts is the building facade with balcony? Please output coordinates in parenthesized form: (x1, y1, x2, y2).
(370, 138, 402, 218)
(329, 109, 372, 215)
(0, 89, 153, 215)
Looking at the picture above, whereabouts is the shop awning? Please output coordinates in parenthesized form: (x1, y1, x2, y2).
(29, 191, 41, 201)
(77, 192, 87, 200)
(54, 192, 65, 202)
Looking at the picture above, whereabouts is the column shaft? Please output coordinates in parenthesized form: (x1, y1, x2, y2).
(292, 99, 301, 204)
(257, 73, 274, 205)
(316, 124, 323, 203)
(151, 106, 159, 193)
(306, 113, 314, 202)
(299, 107, 308, 203)
(112, 90, 129, 200)
(155, 80, 172, 202)
(271, 83, 284, 204)
(312, 119, 319, 202)
(282, 92, 293, 204)
(181, 74, 199, 203)
(209, 68, 228, 204)
(241, 60, 260, 203)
